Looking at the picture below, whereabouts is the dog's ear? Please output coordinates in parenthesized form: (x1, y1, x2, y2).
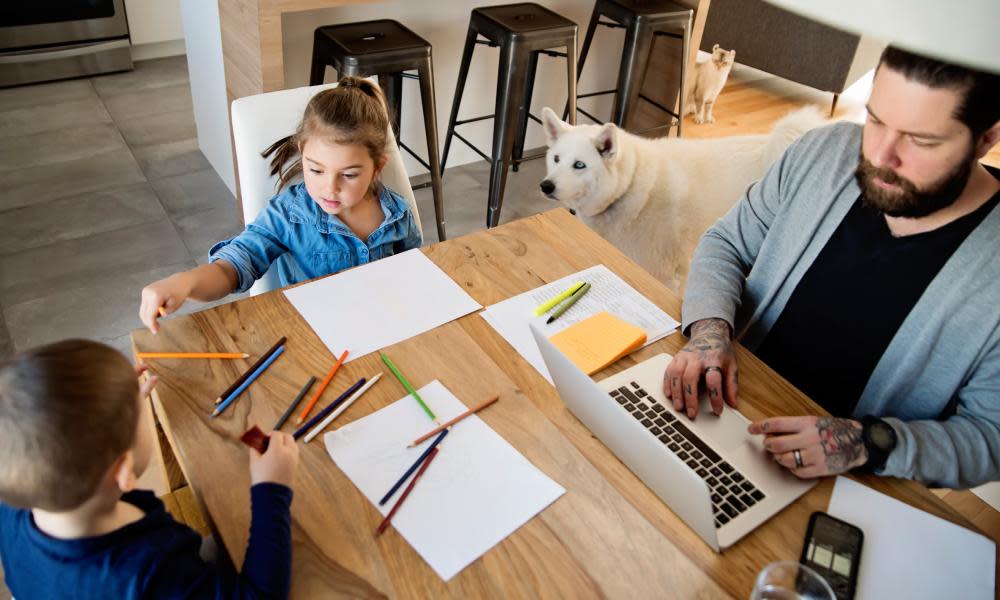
(594, 124, 618, 159)
(542, 107, 568, 145)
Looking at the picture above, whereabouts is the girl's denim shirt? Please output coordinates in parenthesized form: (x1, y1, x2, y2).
(209, 183, 422, 292)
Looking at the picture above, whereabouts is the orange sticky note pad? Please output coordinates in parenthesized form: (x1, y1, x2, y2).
(549, 311, 647, 374)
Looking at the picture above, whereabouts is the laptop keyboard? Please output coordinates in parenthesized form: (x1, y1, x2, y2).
(610, 382, 766, 528)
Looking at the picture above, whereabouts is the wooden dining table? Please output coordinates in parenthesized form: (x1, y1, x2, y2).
(131, 208, 990, 598)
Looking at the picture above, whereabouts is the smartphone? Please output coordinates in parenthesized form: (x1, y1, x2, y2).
(799, 512, 863, 600)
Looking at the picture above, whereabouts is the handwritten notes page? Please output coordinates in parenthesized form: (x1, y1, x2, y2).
(283, 250, 481, 363)
(324, 381, 565, 581)
(480, 265, 679, 382)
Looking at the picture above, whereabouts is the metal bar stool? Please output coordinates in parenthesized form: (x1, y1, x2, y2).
(441, 3, 578, 229)
(569, 0, 692, 137)
(310, 19, 447, 241)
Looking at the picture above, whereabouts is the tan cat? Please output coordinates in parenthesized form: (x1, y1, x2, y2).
(684, 44, 736, 124)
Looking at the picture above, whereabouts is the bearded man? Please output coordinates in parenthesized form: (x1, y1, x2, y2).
(663, 46, 1000, 488)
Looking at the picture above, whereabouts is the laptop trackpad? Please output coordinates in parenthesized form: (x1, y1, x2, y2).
(728, 438, 815, 493)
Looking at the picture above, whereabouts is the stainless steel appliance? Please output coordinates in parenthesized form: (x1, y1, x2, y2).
(0, 0, 132, 88)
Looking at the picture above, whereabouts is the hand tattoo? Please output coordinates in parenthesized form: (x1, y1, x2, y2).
(816, 417, 866, 472)
(682, 319, 732, 361)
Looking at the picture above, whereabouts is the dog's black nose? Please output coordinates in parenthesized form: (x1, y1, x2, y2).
(540, 180, 555, 195)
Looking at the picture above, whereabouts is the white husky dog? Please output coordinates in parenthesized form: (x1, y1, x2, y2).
(539, 106, 826, 293)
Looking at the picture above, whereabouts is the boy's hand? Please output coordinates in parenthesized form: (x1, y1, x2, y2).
(135, 364, 158, 399)
(249, 431, 299, 488)
(140, 273, 192, 334)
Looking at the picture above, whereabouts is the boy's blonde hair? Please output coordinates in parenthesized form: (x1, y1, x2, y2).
(263, 75, 391, 192)
(0, 340, 138, 511)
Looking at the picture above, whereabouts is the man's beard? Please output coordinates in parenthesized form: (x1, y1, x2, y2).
(855, 146, 975, 218)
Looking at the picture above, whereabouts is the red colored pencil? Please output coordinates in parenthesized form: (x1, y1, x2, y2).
(297, 349, 348, 424)
(375, 447, 440, 536)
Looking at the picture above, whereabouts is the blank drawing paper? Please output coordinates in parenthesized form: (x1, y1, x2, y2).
(827, 476, 995, 599)
(283, 249, 481, 363)
(324, 381, 566, 581)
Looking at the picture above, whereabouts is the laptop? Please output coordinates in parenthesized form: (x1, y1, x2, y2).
(530, 324, 815, 551)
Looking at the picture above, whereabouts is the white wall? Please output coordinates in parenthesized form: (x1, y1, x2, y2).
(180, 0, 236, 194)
(125, 0, 185, 60)
(281, 1, 625, 175)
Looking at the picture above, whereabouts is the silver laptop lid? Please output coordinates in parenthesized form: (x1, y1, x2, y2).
(529, 324, 720, 551)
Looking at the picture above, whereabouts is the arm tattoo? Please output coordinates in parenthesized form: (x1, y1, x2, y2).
(817, 417, 865, 472)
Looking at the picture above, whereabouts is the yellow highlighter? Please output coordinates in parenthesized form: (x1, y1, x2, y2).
(534, 281, 585, 316)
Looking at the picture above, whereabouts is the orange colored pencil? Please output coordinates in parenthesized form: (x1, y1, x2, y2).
(136, 352, 250, 359)
(157, 306, 168, 317)
(408, 395, 499, 447)
(375, 447, 440, 536)
(296, 349, 349, 424)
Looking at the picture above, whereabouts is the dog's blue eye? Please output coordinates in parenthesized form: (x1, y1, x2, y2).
(573, 161, 586, 169)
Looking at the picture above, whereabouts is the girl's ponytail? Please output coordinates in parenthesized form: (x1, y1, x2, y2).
(261, 134, 302, 191)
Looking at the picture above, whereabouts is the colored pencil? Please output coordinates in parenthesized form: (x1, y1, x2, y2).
(408, 394, 499, 447)
(296, 349, 349, 424)
(157, 306, 168, 317)
(211, 345, 285, 418)
(379, 352, 436, 421)
(214, 336, 287, 405)
(136, 352, 250, 359)
(375, 447, 440, 536)
(303, 372, 383, 443)
(292, 377, 365, 440)
(378, 429, 448, 506)
(273, 376, 316, 430)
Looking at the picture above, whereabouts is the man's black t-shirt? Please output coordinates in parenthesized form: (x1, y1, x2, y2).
(755, 168, 1000, 417)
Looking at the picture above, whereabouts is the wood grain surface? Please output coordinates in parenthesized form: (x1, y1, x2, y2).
(132, 208, 986, 598)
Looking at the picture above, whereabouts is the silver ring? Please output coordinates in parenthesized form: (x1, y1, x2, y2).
(704, 366, 723, 375)
(793, 449, 804, 469)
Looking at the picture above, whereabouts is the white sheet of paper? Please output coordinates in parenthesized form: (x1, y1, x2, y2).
(283, 250, 481, 362)
(480, 265, 680, 382)
(324, 380, 565, 581)
(827, 476, 995, 599)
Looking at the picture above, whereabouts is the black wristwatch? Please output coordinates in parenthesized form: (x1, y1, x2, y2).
(859, 416, 898, 472)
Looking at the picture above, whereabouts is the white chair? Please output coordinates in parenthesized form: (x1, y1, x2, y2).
(230, 82, 421, 296)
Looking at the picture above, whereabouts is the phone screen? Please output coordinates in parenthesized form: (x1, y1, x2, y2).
(800, 512, 863, 600)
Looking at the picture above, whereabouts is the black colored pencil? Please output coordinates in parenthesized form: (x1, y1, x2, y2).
(213, 336, 287, 405)
(273, 376, 316, 430)
(292, 377, 366, 440)
(378, 428, 449, 506)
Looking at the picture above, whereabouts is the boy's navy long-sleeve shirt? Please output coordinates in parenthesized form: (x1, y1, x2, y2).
(0, 483, 292, 599)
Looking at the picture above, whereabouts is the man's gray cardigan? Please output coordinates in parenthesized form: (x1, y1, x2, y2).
(683, 121, 1000, 489)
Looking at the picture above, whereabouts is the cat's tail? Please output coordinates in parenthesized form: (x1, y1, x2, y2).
(761, 106, 827, 164)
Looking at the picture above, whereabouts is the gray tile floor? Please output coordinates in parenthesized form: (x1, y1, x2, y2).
(0, 56, 556, 362)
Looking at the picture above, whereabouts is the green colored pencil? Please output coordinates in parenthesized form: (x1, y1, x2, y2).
(380, 352, 436, 421)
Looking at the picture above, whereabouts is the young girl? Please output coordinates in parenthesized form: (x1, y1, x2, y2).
(140, 76, 422, 333)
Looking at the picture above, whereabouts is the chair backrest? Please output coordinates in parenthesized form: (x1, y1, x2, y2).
(230, 82, 420, 296)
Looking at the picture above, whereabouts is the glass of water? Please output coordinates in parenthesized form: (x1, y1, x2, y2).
(750, 561, 835, 600)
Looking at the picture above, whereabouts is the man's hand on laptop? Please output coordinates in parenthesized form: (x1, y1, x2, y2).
(748, 416, 868, 478)
(663, 318, 739, 420)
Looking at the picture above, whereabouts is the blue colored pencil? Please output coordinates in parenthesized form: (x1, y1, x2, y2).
(292, 377, 366, 440)
(211, 345, 285, 418)
(378, 429, 449, 506)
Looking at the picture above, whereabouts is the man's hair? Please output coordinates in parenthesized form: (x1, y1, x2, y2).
(0, 340, 138, 511)
(879, 46, 1000, 139)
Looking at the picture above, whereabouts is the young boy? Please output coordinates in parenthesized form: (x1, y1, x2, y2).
(0, 340, 298, 599)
